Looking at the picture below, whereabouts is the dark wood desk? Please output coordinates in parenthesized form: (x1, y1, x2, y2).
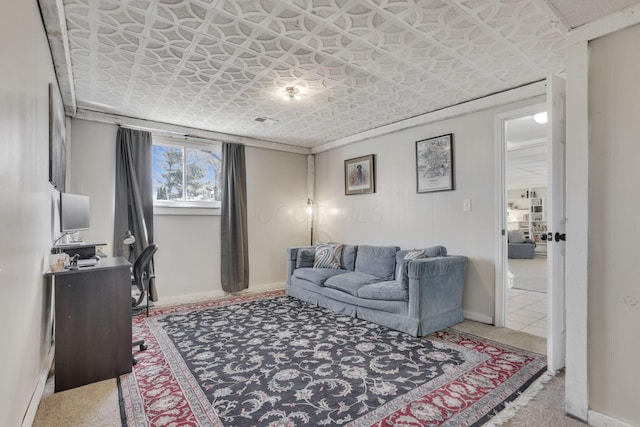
(45, 257, 132, 392)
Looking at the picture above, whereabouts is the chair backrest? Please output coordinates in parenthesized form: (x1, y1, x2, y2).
(133, 244, 159, 293)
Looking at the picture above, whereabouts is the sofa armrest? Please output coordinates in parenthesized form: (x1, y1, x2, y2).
(405, 256, 468, 331)
(286, 246, 314, 286)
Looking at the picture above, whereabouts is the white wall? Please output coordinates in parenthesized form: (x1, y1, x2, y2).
(0, 2, 60, 425)
(314, 97, 544, 321)
(588, 23, 640, 426)
(69, 119, 309, 302)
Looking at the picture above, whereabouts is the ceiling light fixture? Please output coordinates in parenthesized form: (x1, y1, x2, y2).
(533, 112, 548, 124)
(283, 86, 301, 101)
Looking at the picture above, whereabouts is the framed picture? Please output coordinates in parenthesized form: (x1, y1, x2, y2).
(416, 133, 454, 193)
(49, 83, 66, 192)
(344, 154, 375, 195)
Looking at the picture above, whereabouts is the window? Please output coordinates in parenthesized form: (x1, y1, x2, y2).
(152, 139, 222, 209)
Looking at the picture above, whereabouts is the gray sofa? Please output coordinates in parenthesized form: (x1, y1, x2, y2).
(508, 230, 536, 259)
(286, 244, 468, 337)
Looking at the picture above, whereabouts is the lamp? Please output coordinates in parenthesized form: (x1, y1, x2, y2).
(307, 199, 314, 245)
(283, 86, 301, 101)
(123, 230, 136, 262)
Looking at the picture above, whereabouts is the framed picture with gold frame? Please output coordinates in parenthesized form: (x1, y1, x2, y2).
(344, 154, 375, 195)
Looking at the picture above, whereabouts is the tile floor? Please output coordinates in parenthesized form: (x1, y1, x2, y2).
(506, 288, 547, 338)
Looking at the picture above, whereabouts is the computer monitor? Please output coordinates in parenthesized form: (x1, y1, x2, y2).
(60, 193, 90, 232)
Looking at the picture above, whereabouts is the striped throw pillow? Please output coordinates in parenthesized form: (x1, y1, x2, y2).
(396, 250, 426, 281)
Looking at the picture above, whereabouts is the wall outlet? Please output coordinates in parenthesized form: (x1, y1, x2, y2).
(463, 199, 472, 211)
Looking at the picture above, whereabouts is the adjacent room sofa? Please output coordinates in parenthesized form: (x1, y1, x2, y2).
(286, 244, 468, 337)
(507, 230, 536, 259)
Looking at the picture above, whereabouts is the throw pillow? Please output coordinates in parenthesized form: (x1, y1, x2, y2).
(396, 249, 426, 281)
(296, 248, 315, 268)
(314, 244, 344, 269)
(405, 249, 425, 260)
(508, 230, 526, 243)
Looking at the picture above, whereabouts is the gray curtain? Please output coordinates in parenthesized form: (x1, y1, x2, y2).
(114, 127, 158, 301)
(221, 143, 249, 293)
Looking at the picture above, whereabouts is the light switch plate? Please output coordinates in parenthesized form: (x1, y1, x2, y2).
(463, 199, 472, 211)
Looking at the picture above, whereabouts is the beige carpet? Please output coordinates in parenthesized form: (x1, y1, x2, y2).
(33, 374, 120, 426)
(34, 319, 585, 426)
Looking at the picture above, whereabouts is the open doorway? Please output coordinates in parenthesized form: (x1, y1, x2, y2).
(504, 109, 549, 339)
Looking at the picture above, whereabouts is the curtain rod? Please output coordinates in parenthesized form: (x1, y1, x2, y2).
(76, 108, 311, 155)
(117, 124, 223, 147)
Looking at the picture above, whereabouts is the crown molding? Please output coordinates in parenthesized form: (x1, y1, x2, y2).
(312, 81, 547, 154)
(74, 109, 311, 155)
(38, 0, 76, 115)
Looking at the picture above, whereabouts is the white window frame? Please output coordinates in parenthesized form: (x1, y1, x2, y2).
(152, 136, 222, 215)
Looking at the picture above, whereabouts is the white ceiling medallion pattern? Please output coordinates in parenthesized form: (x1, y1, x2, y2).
(63, 0, 568, 147)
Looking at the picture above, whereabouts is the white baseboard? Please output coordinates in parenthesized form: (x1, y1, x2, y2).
(464, 310, 494, 325)
(22, 345, 54, 427)
(154, 283, 286, 308)
(589, 410, 634, 427)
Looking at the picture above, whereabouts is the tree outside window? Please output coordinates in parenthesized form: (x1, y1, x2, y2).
(153, 141, 222, 207)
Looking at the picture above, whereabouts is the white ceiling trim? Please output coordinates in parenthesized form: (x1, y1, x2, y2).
(567, 1, 640, 45)
(311, 80, 547, 154)
(38, 0, 76, 115)
(74, 108, 310, 155)
(532, 0, 571, 33)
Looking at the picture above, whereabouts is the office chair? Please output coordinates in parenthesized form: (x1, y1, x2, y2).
(131, 243, 158, 365)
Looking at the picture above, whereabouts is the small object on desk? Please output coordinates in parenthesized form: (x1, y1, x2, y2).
(49, 253, 69, 272)
(96, 247, 108, 258)
(69, 255, 79, 270)
(57, 241, 85, 247)
(77, 258, 98, 268)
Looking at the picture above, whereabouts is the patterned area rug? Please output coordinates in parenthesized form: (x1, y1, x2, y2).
(119, 291, 546, 426)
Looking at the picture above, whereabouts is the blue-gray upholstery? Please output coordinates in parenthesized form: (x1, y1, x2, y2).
(325, 272, 382, 296)
(286, 244, 468, 337)
(355, 245, 399, 280)
(292, 267, 348, 286)
(508, 240, 535, 259)
(358, 281, 408, 301)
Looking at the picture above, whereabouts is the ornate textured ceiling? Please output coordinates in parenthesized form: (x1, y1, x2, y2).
(55, 0, 631, 148)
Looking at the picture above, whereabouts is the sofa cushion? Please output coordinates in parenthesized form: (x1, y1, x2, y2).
(355, 245, 399, 280)
(314, 244, 344, 269)
(358, 281, 409, 302)
(340, 245, 358, 271)
(424, 245, 447, 257)
(296, 248, 315, 268)
(324, 272, 383, 296)
(293, 268, 348, 286)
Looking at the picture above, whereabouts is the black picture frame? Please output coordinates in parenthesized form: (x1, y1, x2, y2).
(49, 83, 66, 192)
(416, 133, 454, 193)
(344, 154, 375, 195)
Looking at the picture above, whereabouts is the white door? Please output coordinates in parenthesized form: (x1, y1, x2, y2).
(546, 75, 567, 371)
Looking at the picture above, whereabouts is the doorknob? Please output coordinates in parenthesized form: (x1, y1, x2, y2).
(554, 232, 566, 242)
